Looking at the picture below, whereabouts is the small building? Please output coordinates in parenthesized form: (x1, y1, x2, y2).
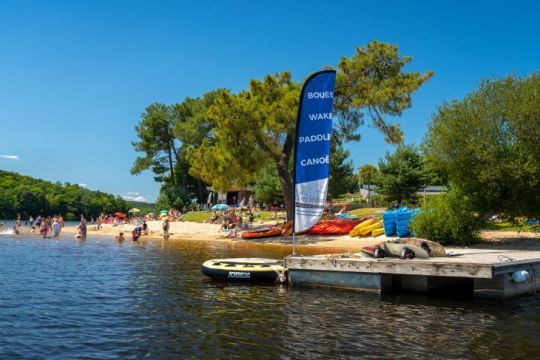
(206, 187, 254, 206)
(359, 185, 447, 199)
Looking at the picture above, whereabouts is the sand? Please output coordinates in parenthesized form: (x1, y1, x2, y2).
(59, 220, 384, 251)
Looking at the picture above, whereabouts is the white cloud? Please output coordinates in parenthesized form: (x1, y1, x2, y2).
(78, 183, 88, 187)
(122, 192, 148, 203)
(0, 154, 19, 160)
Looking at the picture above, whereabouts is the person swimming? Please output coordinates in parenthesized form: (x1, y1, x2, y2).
(115, 232, 125, 243)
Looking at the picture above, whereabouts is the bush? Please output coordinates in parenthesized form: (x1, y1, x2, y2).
(411, 189, 480, 245)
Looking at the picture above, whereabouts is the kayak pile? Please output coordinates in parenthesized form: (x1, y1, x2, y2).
(306, 219, 363, 235)
(349, 218, 384, 237)
(382, 207, 420, 237)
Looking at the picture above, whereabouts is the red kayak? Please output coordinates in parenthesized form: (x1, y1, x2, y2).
(306, 219, 365, 235)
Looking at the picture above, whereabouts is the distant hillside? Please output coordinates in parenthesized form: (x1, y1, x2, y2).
(0, 169, 128, 220)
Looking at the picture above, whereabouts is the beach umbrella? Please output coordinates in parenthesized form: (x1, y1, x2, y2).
(128, 208, 141, 213)
(160, 209, 168, 214)
(114, 212, 126, 218)
(211, 204, 230, 211)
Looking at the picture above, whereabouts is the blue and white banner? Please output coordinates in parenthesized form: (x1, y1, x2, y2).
(293, 70, 336, 233)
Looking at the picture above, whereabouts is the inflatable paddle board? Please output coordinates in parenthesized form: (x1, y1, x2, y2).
(202, 258, 284, 282)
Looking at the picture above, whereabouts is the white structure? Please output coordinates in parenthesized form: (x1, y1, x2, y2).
(359, 185, 447, 199)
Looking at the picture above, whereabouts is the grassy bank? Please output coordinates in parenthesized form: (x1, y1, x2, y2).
(348, 208, 384, 218)
(482, 221, 538, 232)
(182, 210, 284, 223)
(182, 211, 211, 223)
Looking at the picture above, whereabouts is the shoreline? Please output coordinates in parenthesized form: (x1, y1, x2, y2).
(6, 220, 540, 252)
(60, 220, 540, 252)
(59, 220, 385, 251)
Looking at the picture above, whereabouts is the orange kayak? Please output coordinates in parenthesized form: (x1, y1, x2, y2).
(241, 227, 283, 239)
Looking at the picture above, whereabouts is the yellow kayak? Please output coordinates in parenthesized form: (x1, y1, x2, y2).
(350, 218, 377, 237)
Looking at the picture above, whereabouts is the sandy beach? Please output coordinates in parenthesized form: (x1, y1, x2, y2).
(58, 220, 385, 251)
(56, 219, 540, 251)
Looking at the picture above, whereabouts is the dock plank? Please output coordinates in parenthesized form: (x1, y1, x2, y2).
(286, 249, 540, 279)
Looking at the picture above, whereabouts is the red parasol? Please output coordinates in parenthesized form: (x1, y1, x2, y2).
(114, 212, 126, 218)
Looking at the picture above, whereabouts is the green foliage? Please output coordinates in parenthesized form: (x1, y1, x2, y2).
(358, 164, 378, 185)
(133, 41, 432, 220)
(132, 103, 180, 185)
(156, 183, 191, 211)
(411, 189, 481, 245)
(376, 144, 427, 205)
(182, 211, 211, 223)
(328, 143, 357, 199)
(335, 41, 433, 143)
(0, 170, 128, 219)
(424, 74, 540, 218)
(188, 72, 299, 218)
(252, 165, 284, 205)
(189, 72, 299, 192)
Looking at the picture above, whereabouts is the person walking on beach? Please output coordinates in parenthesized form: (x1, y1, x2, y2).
(78, 216, 87, 240)
(162, 218, 170, 240)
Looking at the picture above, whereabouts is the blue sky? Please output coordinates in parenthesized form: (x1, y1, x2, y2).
(0, 0, 538, 202)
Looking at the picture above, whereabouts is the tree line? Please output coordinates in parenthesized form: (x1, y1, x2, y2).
(0, 170, 129, 220)
(132, 41, 432, 219)
(357, 73, 540, 244)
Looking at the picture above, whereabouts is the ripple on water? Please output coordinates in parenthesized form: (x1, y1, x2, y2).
(0, 235, 539, 359)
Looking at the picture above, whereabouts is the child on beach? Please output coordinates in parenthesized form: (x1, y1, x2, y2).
(78, 216, 87, 240)
(40, 222, 48, 238)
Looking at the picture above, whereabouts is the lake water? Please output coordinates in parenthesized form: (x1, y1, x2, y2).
(0, 235, 539, 359)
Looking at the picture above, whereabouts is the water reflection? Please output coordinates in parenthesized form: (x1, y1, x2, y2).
(0, 235, 538, 358)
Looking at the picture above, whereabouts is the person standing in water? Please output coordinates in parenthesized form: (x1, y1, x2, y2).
(115, 232, 125, 243)
(142, 220, 148, 235)
(78, 216, 87, 240)
(52, 218, 61, 237)
(162, 218, 170, 240)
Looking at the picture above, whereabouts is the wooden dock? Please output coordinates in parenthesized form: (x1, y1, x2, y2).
(285, 249, 540, 299)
